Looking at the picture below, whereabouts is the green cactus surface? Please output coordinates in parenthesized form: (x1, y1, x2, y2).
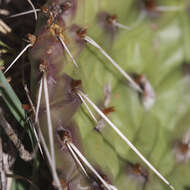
(1, 0, 190, 190)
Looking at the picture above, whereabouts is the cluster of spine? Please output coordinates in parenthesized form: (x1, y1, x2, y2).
(29, 0, 190, 190)
(3, 0, 190, 190)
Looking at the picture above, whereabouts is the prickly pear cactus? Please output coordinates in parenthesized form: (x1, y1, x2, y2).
(29, 0, 190, 189)
(2, 0, 190, 190)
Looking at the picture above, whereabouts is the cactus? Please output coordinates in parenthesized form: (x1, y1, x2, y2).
(1, 0, 190, 190)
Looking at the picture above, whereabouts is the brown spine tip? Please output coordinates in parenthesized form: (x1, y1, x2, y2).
(39, 59, 48, 73)
(132, 73, 155, 110)
(71, 79, 82, 90)
(41, 5, 49, 14)
(57, 128, 72, 144)
(106, 14, 117, 25)
(133, 163, 148, 181)
(126, 162, 148, 183)
(179, 142, 189, 154)
(76, 27, 88, 39)
(132, 73, 145, 91)
(102, 106, 115, 115)
(174, 139, 190, 163)
(144, 0, 156, 11)
(137, 0, 160, 17)
(69, 25, 87, 46)
(133, 163, 143, 176)
(97, 12, 118, 37)
(27, 33, 37, 46)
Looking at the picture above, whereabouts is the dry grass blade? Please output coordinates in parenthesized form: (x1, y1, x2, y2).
(38, 129, 62, 190)
(0, 138, 7, 190)
(23, 80, 62, 189)
(0, 9, 9, 16)
(23, 84, 43, 156)
(0, 108, 34, 162)
(0, 19, 11, 34)
(6, 173, 40, 190)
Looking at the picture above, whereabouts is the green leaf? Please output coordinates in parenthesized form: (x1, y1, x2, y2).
(0, 70, 26, 127)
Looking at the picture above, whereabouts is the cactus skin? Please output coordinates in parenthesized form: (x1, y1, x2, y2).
(29, 0, 190, 190)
